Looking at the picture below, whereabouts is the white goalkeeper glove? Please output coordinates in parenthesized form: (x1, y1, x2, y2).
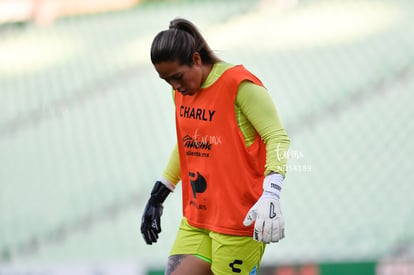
(243, 173, 285, 243)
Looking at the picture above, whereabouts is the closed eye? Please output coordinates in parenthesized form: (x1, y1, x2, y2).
(162, 74, 183, 85)
(171, 74, 183, 81)
(159, 69, 184, 83)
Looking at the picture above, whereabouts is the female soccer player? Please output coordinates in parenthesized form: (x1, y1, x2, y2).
(141, 18, 290, 275)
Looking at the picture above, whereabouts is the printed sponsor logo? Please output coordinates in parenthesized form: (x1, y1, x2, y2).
(269, 202, 277, 219)
(181, 129, 223, 158)
(229, 259, 243, 273)
(270, 183, 281, 191)
(189, 171, 207, 199)
(188, 171, 207, 210)
(183, 135, 212, 150)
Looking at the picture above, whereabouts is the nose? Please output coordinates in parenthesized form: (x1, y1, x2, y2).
(170, 80, 182, 90)
(171, 83, 182, 90)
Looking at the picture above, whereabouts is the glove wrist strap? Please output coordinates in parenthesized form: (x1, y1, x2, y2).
(263, 173, 283, 199)
(157, 176, 175, 192)
(149, 181, 171, 205)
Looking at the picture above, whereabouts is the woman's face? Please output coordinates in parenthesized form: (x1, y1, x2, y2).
(154, 53, 206, 96)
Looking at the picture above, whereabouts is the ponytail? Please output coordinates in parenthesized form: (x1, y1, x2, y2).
(151, 18, 221, 66)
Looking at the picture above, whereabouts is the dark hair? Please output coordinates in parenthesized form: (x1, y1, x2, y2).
(150, 18, 221, 66)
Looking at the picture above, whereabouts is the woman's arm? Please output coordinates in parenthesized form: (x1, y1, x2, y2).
(236, 81, 290, 177)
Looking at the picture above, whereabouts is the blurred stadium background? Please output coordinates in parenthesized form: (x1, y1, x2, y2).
(1, 0, 414, 274)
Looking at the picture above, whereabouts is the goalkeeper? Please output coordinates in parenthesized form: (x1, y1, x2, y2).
(141, 18, 290, 275)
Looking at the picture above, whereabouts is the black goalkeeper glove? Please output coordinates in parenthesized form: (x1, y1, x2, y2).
(140, 181, 171, 245)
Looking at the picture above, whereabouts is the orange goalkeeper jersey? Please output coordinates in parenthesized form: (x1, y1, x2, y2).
(175, 65, 266, 236)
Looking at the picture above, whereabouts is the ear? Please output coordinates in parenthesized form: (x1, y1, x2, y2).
(192, 52, 202, 66)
